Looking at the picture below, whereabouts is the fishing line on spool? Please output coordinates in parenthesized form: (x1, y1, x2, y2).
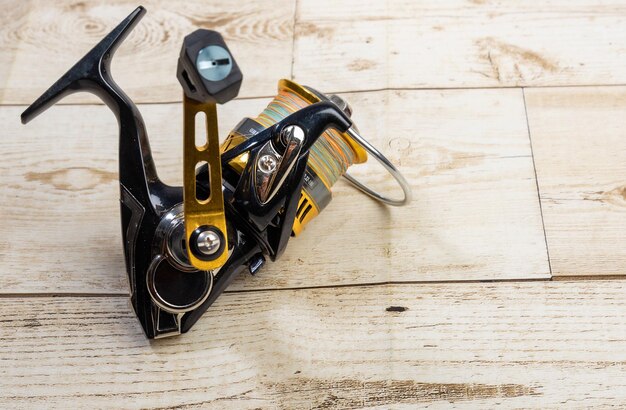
(253, 87, 359, 190)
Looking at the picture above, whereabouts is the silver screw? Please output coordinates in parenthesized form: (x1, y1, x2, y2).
(196, 230, 221, 256)
(280, 124, 305, 146)
(196, 45, 232, 82)
(257, 154, 278, 173)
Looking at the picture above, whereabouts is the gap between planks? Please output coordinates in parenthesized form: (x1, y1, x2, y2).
(521, 87, 553, 276)
(3, 276, 626, 299)
(9, 82, 626, 108)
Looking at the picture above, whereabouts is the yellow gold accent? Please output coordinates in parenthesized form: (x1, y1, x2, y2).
(220, 131, 247, 173)
(278, 79, 368, 164)
(291, 190, 320, 236)
(183, 95, 229, 271)
(219, 132, 246, 156)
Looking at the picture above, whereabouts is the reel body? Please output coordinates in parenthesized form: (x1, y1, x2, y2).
(20, 7, 410, 338)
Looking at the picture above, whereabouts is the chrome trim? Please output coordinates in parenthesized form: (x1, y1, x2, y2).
(343, 127, 412, 207)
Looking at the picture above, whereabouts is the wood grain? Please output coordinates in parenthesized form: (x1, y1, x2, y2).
(0, 0, 295, 104)
(525, 86, 626, 276)
(2, 1, 625, 407)
(0, 88, 548, 294)
(293, 0, 626, 92)
(2, 281, 626, 408)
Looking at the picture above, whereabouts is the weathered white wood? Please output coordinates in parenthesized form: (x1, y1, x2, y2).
(2, 2, 626, 408)
(0, 0, 295, 104)
(525, 86, 626, 276)
(299, 0, 626, 20)
(5, 1, 626, 105)
(1, 281, 626, 408)
(293, 0, 626, 91)
(0, 88, 548, 293)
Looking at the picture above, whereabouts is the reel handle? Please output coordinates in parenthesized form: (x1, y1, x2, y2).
(177, 29, 243, 271)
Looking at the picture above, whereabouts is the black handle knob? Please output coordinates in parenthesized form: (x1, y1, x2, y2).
(177, 29, 243, 104)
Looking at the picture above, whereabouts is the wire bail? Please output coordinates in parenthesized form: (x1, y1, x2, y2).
(343, 128, 412, 207)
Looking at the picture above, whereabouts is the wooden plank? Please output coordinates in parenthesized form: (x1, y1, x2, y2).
(242, 88, 549, 290)
(525, 86, 626, 276)
(293, 1, 626, 92)
(0, 87, 548, 293)
(2, 281, 626, 408)
(0, 0, 295, 104)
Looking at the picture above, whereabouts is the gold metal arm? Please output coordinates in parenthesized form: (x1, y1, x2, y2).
(183, 94, 229, 271)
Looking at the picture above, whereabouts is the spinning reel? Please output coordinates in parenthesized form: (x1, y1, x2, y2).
(21, 7, 411, 338)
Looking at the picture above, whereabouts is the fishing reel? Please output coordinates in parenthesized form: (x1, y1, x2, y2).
(20, 7, 411, 338)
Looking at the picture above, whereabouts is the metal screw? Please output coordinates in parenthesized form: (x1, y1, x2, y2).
(257, 154, 278, 173)
(195, 45, 232, 82)
(195, 229, 222, 256)
(279, 124, 305, 146)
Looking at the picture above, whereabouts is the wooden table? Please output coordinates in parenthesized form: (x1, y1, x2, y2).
(2, 1, 626, 408)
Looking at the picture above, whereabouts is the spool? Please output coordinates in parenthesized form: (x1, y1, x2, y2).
(220, 79, 367, 235)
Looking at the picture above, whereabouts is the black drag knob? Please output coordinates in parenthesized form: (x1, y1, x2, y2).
(177, 29, 243, 104)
